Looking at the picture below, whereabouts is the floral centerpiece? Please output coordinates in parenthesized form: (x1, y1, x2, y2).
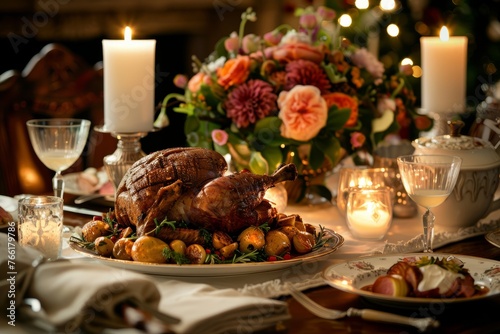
(154, 6, 432, 203)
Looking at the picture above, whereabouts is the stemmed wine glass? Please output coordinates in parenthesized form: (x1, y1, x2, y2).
(397, 155, 461, 253)
(26, 119, 91, 198)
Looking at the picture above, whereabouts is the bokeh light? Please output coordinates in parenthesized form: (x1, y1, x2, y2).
(339, 14, 353, 27)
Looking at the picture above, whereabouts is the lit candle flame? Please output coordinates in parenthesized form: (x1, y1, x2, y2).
(439, 26, 449, 41)
(124, 26, 132, 41)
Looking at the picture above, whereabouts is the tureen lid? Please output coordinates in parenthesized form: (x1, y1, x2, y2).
(412, 121, 500, 170)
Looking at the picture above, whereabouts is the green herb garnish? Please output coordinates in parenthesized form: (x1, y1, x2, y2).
(162, 247, 191, 265)
(312, 225, 334, 251)
(151, 217, 178, 236)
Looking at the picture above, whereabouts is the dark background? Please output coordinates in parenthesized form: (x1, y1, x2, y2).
(1, 0, 499, 154)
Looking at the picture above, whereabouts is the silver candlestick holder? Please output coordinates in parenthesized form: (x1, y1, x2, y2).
(95, 126, 157, 194)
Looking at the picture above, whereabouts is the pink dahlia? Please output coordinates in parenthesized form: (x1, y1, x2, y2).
(225, 79, 277, 128)
(285, 59, 331, 94)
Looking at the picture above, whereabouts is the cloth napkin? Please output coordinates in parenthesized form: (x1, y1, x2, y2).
(0, 234, 289, 333)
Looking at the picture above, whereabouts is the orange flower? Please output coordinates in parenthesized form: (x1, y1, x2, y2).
(350, 67, 364, 88)
(272, 42, 324, 63)
(323, 92, 358, 127)
(330, 50, 349, 72)
(278, 85, 327, 142)
(269, 71, 286, 90)
(217, 55, 251, 89)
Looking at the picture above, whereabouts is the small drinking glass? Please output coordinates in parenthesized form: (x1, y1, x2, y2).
(18, 196, 64, 260)
(345, 187, 393, 240)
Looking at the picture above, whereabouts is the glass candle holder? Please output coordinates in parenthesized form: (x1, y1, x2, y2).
(103, 132, 147, 192)
(337, 166, 396, 216)
(345, 187, 393, 240)
(17, 196, 64, 260)
(95, 125, 156, 193)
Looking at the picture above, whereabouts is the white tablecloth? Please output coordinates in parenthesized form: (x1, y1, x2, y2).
(61, 202, 500, 297)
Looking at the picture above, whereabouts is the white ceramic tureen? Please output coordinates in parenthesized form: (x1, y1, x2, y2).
(412, 121, 500, 230)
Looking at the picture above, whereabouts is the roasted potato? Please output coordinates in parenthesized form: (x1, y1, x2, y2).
(219, 242, 238, 258)
(113, 238, 134, 260)
(94, 236, 114, 257)
(304, 223, 317, 235)
(185, 244, 206, 264)
(212, 231, 233, 250)
(277, 226, 299, 243)
(238, 226, 265, 253)
(264, 230, 291, 256)
(277, 214, 296, 227)
(81, 220, 110, 242)
(118, 226, 134, 239)
(131, 236, 169, 263)
(293, 231, 315, 254)
(294, 216, 306, 232)
(169, 239, 187, 255)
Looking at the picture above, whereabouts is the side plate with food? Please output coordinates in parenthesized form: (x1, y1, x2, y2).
(323, 253, 500, 307)
(0, 195, 18, 228)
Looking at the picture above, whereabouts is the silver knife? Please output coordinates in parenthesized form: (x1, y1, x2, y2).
(63, 205, 104, 216)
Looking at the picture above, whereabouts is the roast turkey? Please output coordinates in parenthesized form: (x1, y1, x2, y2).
(114, 147, 297, 236)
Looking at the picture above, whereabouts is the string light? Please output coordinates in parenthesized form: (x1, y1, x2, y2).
(401, 58, 413, 66)
(355, 0, 369, 9)
(339, 14, 352, 27)
(387, 24, 399, 37)
(380, 0, 396, 11)
(412, 66, 422, 78)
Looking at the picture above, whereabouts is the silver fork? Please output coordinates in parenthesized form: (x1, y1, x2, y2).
(74, 193, 106, 204)
(285, 283, 439, 332)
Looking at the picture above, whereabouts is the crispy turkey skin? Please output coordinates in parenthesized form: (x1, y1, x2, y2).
(114, 147, 298, 236)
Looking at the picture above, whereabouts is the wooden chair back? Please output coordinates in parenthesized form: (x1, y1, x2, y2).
(0, 43, 115, 196)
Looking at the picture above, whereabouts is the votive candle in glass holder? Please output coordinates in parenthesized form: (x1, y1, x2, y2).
(337, 166, 396, 216)
(346, 187, 393, 240)
(18, 196, 64, 260)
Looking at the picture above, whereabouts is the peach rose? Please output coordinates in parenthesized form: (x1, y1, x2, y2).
(187, 72, 205, 93)
(278, 85, 328, 142)
(272, 42, 324, 63)
(323, 92, 359, 127)
(216, 55, 251, 89)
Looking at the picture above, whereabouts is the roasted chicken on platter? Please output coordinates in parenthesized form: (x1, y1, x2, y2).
(115, 147, 298, 236)
(70, 148, 341, 264)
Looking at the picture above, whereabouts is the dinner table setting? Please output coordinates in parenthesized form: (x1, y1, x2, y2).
(2, 161, 500, 334)
(2, 3, 500, 333)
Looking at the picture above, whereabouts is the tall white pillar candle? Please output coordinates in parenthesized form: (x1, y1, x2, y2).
(103, 27, 156, 133)
(420, 27, 467, 114)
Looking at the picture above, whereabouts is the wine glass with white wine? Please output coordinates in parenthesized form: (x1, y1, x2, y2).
(397, 155, 461, 253)
(27, 119, 91, 197)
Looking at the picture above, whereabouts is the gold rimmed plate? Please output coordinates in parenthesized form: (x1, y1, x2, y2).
(485, 229, 500, 249)
(323, 253, 500, 308)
